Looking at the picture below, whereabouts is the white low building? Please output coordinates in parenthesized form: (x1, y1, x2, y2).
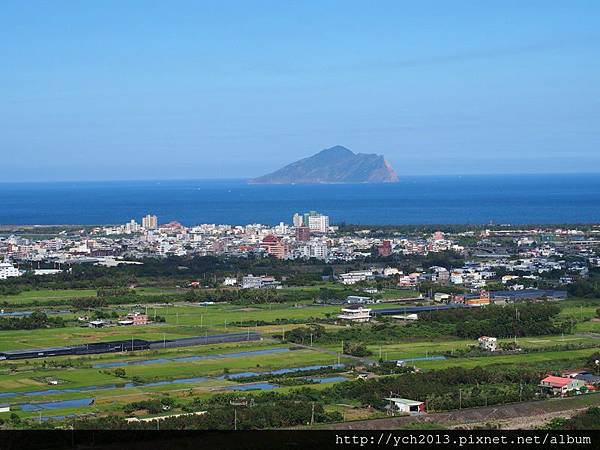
(384, 397, 425, 414)
(478, 336, 498, 352)
(0, 263, 20, 280)
(338, 270, 373, 285)
(391, 313, 418, 321)
(33, 269, 63, 276)
(337, 305, 371, 323)
(223, 277, 237, 286)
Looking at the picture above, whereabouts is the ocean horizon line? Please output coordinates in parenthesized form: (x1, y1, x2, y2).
(2, 171, 600, 186)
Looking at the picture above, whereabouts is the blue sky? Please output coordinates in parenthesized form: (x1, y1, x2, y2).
(1, 1, 599, 181)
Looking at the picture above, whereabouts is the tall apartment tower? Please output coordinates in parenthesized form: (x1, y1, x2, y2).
(292, 213, 303, 227)
(142, 214, 158, 230)
(307, 214, 329, 233)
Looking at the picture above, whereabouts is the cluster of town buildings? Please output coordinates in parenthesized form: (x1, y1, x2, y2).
(1, 218, 598, 306)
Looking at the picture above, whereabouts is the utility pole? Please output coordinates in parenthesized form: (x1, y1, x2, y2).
(459, 388, 462, 410)
(310, 333, 313, 347)
(310, 403, 315, 425)
(519, 382, 523, 402)
(234, 408, 237, 430)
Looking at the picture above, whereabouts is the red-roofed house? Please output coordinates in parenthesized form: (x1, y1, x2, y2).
(539, 375, 586, 396)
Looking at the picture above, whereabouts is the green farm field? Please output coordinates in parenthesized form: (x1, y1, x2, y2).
(0, 289, 97, 305)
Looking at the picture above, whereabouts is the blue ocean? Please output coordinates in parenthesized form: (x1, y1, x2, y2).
(0, 174, 599, 226)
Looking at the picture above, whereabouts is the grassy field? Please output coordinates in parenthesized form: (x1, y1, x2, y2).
(0, 289, 97, 305)
(0, 325, 206, 351)
(0, 340, 352, 420)
(0, 289, 598, 425)
(151, 302, 377, 327)
(361, 335, 600, 361)
(0, 287, 192, 306)
(0, 295, 411, 351)
(415, 347, 598, 370)
(0, 348, 340, 393)
(559, 302, 600, 321)
(575, 320, 600, 333)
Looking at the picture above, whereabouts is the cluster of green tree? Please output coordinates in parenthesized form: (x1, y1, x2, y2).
(284, 272, 324, 286)
(196, 365, 544, 415)
(90, 310, 119, 320)
(0, 252, 462, 302)
(233, 317, 323, 328)
(370, 361, 416, 375)
(405, 251, 465, 271)
(73, 400, 341, 430)
(543, 407, 600, 430)
(0, 265, 136, 292)
(585, 352, 600, 370)
(352, 250, 465, 271)
(185, 288, 282, 304)
(123, 396, 176, 415)
(0, 311, 65, 330)
(567, 275, 600, 298)
(284, 324, 326, 344)
(314, 287, 361, 301)
(0, 285, 24, 296)
(97, 288, 136, 297)
(311, 365, 541, 410)
(70, 297, 109, 308)
(446, 341, 597, 359)
(419, 303, 571, 338)
(185, 286, 358, 305)
(342, 341, 372, 357)
(68, 286, 329, 309)
(285, 322, 455, 345)
(227, 365, 345, 384)
(70, 293, 179, 308)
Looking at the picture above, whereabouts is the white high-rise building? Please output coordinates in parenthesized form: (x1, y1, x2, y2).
(275, 222, 288, 234)
(142, 214, 158, 230)
(125, 219, 140, 234)
(308, 241, 328, 259)
(308, 214, 329, 233)
(292, 213, 303, 227)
